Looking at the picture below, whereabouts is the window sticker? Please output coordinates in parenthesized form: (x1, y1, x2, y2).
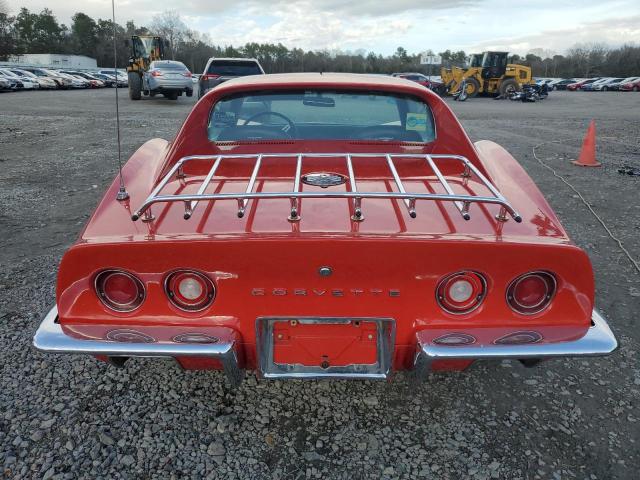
(406, 113, 427, 131)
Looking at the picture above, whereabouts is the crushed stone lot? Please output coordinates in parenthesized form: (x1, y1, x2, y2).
(1, 89, 639, 479)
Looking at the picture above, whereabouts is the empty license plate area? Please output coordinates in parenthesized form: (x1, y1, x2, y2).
(257, 317, 395, 379)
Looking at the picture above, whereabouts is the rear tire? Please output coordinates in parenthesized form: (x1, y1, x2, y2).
(499, 79, 520, 97)
(128, 72, 141, 100)
(186, 88, 193, 98)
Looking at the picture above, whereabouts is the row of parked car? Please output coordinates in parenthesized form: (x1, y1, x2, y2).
(536, 76, 640, 92)
(0, 66, 129, 92)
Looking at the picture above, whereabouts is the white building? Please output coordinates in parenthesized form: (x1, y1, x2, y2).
(8, 54, 97, 69)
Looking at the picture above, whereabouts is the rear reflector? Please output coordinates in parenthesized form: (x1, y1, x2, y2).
(173, 333, 219, 344)
(436, 271, 487, 314)
(95, 270, 145, 312)
(495, 331, 543, 345)
(433, 333, 476, 346)
(506, 271, 556, 315)
(106, 329, 154, 343)
(202, 74, 220, 80)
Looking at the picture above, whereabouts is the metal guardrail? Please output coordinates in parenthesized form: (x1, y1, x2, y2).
(131, 153, 523, 224)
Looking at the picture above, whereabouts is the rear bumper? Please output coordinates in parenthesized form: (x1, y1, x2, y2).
(148, 78, 192, 91)
(413, 309, 617, 379)
(34, 306, 617, 386)
(33, 306, 243, 387)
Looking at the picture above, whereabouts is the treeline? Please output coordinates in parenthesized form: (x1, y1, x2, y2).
(1, 5, 639, 78)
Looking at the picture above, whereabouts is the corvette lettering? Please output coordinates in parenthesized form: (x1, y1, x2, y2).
(251, 288, 400, 297)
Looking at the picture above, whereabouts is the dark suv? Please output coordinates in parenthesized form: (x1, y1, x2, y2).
(198, 58, 264, 98)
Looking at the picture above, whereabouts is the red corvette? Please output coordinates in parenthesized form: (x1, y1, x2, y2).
(34, 73, 617, 386)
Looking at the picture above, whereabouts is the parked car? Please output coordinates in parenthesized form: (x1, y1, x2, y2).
(198, 57, 264, 98)
(0, 69, 37, 89)
(21, 67, 73, 89)
(581, 77, 611, 91)
(0, 76, 12, 91)
(144, 60, 193, 100)
(33, 73, 618, 385)
(0, 73, 22, 90)
(547, 78, 576, 90)
(97, 69, 129, 87)
(609, 77, 640, 91)
(92, 73, 117, 88)
(567, 78, 600, 91)
(587, 77, 624, 91)
(60, 71, 105, 88)
(619, 78, 640, 92)
(395, 73, 443, 89)
(9, 69, 57, 89)
(55, 72, 90, 89)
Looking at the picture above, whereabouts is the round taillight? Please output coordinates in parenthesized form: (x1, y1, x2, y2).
(95, 270, 145, 312)
(436, 271, 487, 314)
(165, 270, 215, 311)
(506, 271, 556, 315)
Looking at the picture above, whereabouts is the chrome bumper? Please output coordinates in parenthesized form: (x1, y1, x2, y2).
(32, 306, 243, 387)
(34, 306, 617, 386)
(413, 309, 618, 379)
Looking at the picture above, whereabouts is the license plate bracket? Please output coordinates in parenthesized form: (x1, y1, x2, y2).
(257, 317, 395, 379)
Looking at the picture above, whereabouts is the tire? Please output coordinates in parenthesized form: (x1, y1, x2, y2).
(602, 86, 608, 92)
(465, 77, 480, 98)
(499, 79, 520, 97)
(128, 72, 141, 100)
(186, 88, 193, 98)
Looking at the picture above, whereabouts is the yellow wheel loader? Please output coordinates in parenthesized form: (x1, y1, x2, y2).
(441, 51, 533, 98)
(126, 35, 167, 100)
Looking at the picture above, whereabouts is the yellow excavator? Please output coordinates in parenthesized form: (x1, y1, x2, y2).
(126, 35, 167, 100)
(441, 51, 533, 97)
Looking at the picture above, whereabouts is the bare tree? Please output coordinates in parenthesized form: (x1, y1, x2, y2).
(150, 10, 186, 60)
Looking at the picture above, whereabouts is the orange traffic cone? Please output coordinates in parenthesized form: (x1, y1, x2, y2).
(572, 120, 601, 167)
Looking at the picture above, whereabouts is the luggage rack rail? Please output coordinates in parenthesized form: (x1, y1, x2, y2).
(131, 153, 522, 224)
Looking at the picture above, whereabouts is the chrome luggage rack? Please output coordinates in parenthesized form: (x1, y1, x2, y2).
(131, 153, 522, 224)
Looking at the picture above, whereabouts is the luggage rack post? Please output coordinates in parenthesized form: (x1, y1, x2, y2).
(425, 154, 470, 221)
(385, 154, 417, 218)
(238, 154, 263, 218)
(184, 155, 222, 220)
(288, 155, 303, 221)
(346, 154, 363, 221)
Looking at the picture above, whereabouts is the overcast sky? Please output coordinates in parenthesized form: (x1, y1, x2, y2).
(12, 0, 640, 56)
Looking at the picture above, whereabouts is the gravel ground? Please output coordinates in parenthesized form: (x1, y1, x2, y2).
(1, 88, 639, 479)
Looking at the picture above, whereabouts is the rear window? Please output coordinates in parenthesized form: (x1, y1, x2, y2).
(208, 90, 435, 143)
(152, 61, 187, 70)
(207, 60, 262, 76)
